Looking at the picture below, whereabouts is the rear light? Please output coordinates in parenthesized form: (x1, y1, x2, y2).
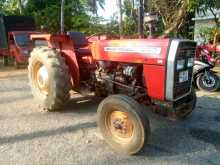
(177, 59, 185, 70)
(187, 58, 194, 67)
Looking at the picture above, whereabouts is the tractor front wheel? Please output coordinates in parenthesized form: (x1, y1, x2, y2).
(97, 95, 150, 155)
(28, 47, 71, 111)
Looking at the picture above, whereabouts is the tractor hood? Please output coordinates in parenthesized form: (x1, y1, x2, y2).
(91, 39, 170, 65)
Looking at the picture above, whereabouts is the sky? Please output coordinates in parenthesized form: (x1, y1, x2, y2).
(98, 0, 118, 20)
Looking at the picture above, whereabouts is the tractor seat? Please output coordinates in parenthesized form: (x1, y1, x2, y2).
(75, 48, 91, 56)
(67, 31, 88, 48)
(67, 31, 91, 56)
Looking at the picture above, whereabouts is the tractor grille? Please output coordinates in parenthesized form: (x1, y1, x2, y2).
(173, 42, 196, 99)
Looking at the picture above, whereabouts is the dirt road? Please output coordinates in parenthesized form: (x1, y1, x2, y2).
(0, 68, 219, 165)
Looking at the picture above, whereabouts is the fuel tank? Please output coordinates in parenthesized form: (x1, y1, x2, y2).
(92, 39, 171, 101)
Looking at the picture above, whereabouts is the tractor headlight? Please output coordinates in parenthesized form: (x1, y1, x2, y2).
(177, 59, 185, 70)
(187, 58, 194, 67)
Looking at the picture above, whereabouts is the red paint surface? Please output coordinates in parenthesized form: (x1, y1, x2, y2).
(92, 39, 170, 100)
(92, 39, 170, 65)
(0, 31, 37, 63)
(51, 35, 80, 86)
(143, 65, 166, 100)
(30, 34, 171, 100)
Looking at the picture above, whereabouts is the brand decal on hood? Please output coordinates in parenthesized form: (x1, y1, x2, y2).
(104, 46, 161, 55)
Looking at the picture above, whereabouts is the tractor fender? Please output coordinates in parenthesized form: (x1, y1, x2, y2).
(61, 51, 80, 88)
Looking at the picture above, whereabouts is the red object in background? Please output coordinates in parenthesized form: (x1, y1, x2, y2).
(196, 43, 220, 66)
(0, 15, 37, 65)
(0, 31, 37, 65)
(7, 31, 36, 63)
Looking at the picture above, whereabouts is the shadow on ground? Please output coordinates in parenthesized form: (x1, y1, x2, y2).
(62, 95, 101, 114)
(0, 94, 33, 105)
(0, 121, 96, 145)
(139, 95, 220, 157)
(190, 128, 220, 150)
(1, 70, 220, 160)
(5, 94, 217, 158)
(59, 94, 220, 158)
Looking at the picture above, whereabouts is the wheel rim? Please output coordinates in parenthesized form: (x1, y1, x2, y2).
(33, 62, 49, 95)
(202, 75, 216, 88)
(106, 110, 134, 143)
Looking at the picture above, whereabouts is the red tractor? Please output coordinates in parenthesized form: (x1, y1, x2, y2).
(0, 15, 37, 67)
(28, 31, 197, 155)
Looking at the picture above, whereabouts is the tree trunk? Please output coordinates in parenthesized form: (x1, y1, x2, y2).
(17, 0, 23, 14)
(209, 7, 219, 26)
(138, 0, 144, 38)
(160, 1, 187, 37)
(118, 0, 123, 38)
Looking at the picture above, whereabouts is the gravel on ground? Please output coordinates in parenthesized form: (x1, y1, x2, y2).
(0, 67, 219, 165)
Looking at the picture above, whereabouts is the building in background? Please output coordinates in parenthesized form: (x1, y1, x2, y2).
(193, 9, 220, 43)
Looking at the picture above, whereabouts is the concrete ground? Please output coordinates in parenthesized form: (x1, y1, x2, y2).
(0, 67, 220, 165)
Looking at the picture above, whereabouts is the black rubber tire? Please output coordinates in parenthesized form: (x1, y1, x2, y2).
(28, 47, 71, 111)
(174, 88, 197, 120)
(196, 72, 220, 92)
(97, 94, 150, 155)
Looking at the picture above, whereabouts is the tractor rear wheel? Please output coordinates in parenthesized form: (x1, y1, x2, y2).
(97, 95, 150, 155)
(28, 47, 71, 111)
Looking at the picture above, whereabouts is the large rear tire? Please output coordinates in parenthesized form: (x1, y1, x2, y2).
(28, 47, 71, 111)
(97, 95, 150, 155)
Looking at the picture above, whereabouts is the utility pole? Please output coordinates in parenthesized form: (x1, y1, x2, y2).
(138, 0, 144, 38)
(61, 0, 65, 34)
(118, 0, 123, 38)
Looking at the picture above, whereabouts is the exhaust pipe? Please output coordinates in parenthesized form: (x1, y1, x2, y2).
(144, 12, 158, 38)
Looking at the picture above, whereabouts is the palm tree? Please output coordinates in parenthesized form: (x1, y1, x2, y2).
(17, 0, 24, 14)
(117, 0, 123, 38)
(87, 0, 105, 14)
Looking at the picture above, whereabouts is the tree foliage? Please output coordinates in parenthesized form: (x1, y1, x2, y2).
(196, 0, 220, 26)
(0, 0, 219, 38)
(149, 0, 195, 37)
(0, 0, 106, 34)
(147, 0, 220, 37)
(198, 26, 220, 43)
(122, 0, 138, 37)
